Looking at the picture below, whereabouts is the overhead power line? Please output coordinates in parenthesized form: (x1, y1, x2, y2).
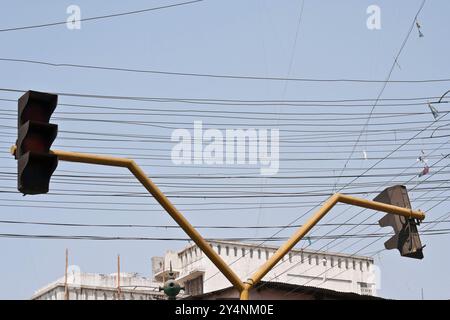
(201, 124, 450, 285)
(337, 0, 428, 186)
(1, 185, 447, 198)
(0, 219, 447, 230)
(0, 0, 204, 33)
(1, 57, 450, 83)
(0, 87, 443, 104)
(261, 146, 448, 290)
(0, 229, 447, 242)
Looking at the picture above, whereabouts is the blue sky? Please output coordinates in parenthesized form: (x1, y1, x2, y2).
(0, 0, 449, 299)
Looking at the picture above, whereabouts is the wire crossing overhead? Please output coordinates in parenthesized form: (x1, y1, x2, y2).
(0, 0, 204, 33)
(1, 57, 450, 83)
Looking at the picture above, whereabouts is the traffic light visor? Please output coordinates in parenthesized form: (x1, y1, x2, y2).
(18, 152, 58, 195)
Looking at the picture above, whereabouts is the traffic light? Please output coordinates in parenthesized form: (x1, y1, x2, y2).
(16, 90, 58, 195)
(375, 185, 424, 259)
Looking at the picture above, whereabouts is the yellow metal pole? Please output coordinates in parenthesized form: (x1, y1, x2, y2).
(10, 146, 425, 300)
(239, 284, 251, 300)
(244, 193, 425, 295)
(337, 194, 425, 220)
(50, 149, 245, 292)
(246, 194, 340, 287)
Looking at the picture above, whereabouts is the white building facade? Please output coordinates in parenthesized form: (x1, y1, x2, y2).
(33, 241, 376, 300)
(32, 272, 166, 300)
(152, 240, 377, 297)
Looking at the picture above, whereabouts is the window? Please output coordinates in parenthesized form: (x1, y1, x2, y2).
(308, 255, 312, 265)
(359, 282, 372, 294)
(338, 259, 342, 268)
(217, 245, 221, 255)
(265, 250, 269, 260)
(367, 261, 371, 270)
(185, 276, 204, 296)
(360, 261, 363, 271)
(226, 246, 229, 256)
(289, 253, 293, 263)
(258, 249, 261, 259)
(103, 293, 107, 300)
(242, 248, 246, 257)
(234, 247, 237, 257)
(345, 259, 349, 269)
(301, 252, 304, 263)
(353, 260, 356, 270)
(250, 249, 254, 259)
(322, 257, 327, 266)
(330, 257, 334, 267)
(315, 256, 319, 265)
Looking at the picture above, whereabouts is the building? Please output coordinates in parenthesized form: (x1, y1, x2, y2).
(152, 240, 377, 297)
(32, 272, 167, 300)
(32, 240, 377, 300)
(184, 281, 383, 300)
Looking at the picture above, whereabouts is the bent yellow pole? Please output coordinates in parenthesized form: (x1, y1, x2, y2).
(10, 146, 425, 300)
(48, 149, 245, 292)
(244, 193, 425, 298)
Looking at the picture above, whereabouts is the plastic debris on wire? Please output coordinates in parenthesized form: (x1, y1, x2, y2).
(416, 19, 424, 37)
(427, 102, 439, 120)
(363, 150, 368, 160)
(419, 165, 430, 177)
(417, 150, 426, 163)
(417, 150, 430, 177)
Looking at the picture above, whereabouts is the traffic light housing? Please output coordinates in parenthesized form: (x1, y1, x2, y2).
(16, 91, 58, 195)
(375, 185, 424, 259)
